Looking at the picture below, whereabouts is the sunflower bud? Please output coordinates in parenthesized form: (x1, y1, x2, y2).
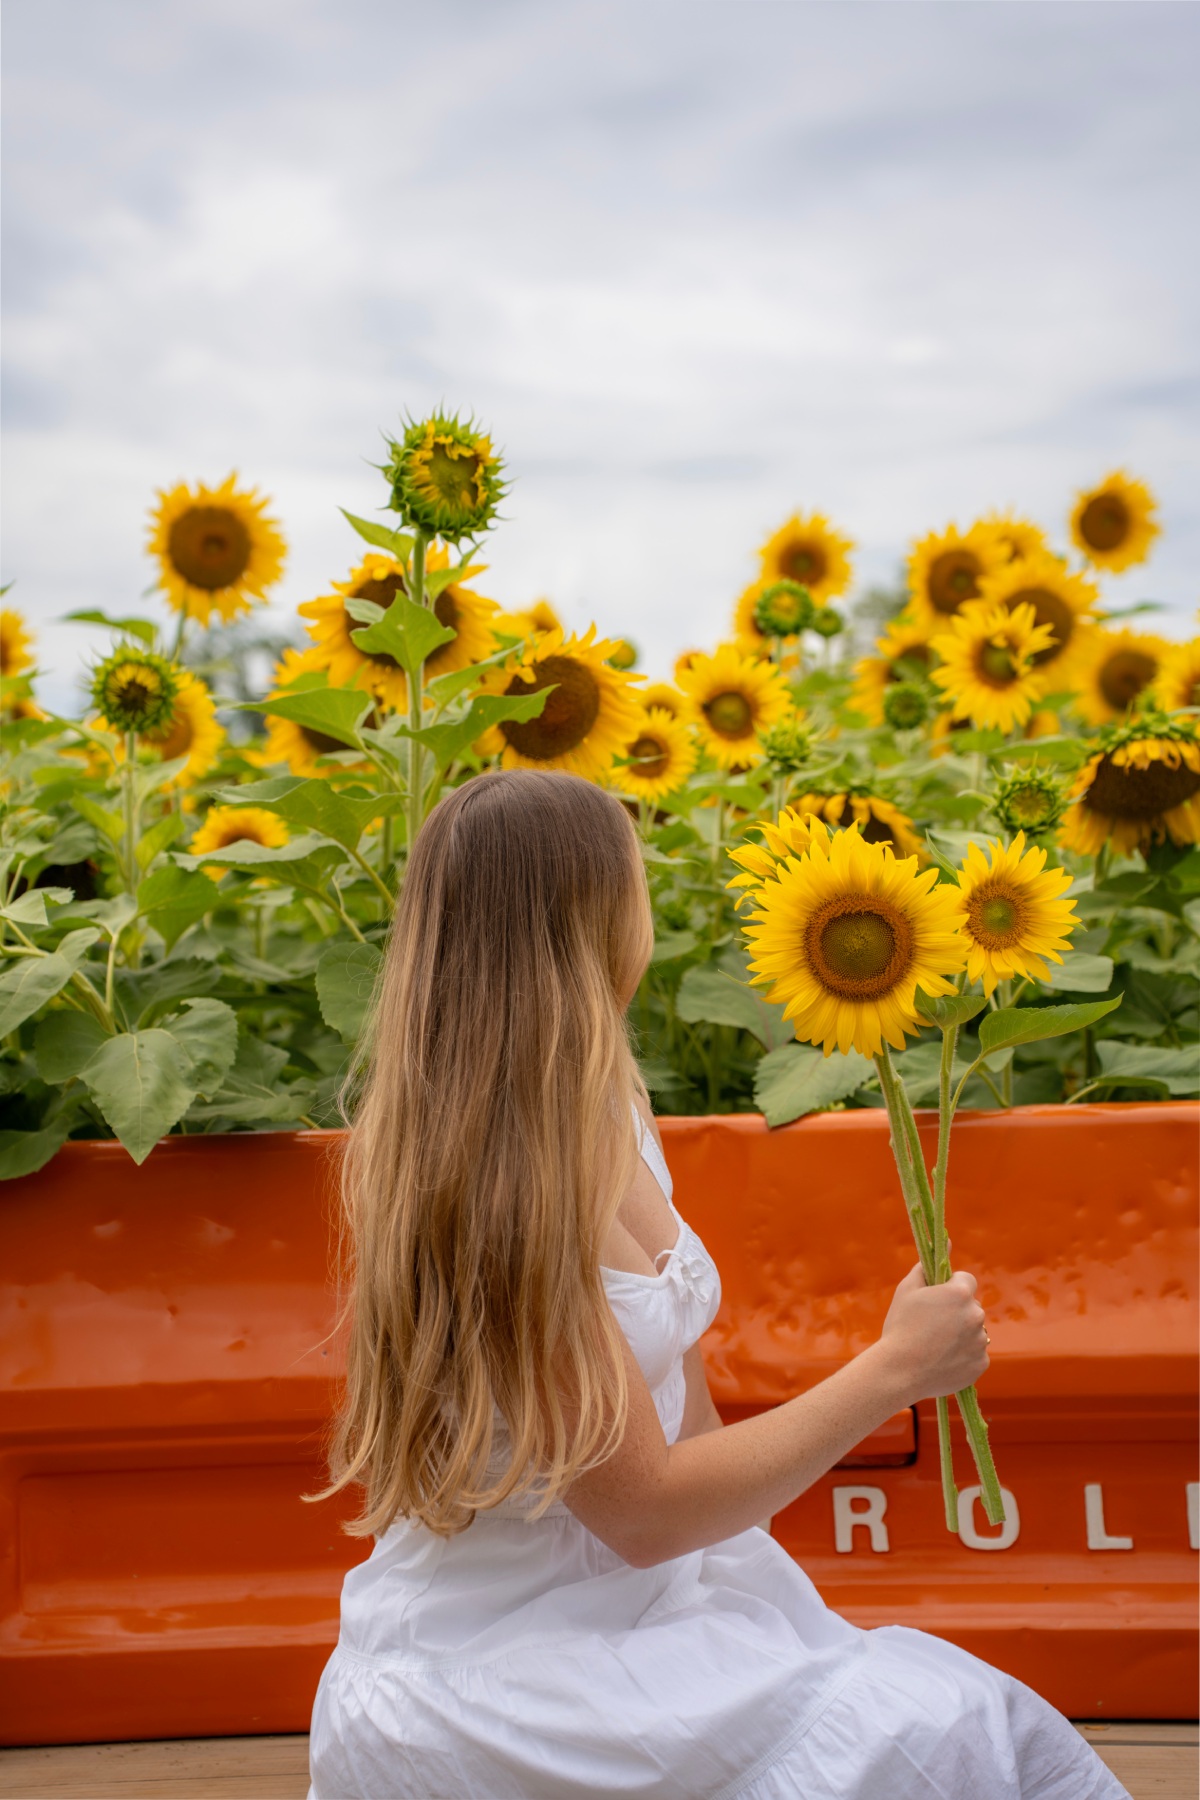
(607, 638, 639, 670)
(810, 607, 844, 640)
(759, 717, 816, 775)
(92, 649, 180, 735)
(385, 412, 505, 542)
(992, 767, 1069, 839)
(753, 580, 814, 640)
(882, 680, 931, 732)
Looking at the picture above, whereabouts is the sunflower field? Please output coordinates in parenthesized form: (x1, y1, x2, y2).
(2, 427, 1199, 1181)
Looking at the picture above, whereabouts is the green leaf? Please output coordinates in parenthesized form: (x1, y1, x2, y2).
(977, 997, 1123, 1058)
(114, 957, 223, 1030)
(135, 810, 186, 871)
(34, 1010, 110, 1083)
(0, 887, 73, 927)
(0, 1116, 73, 1179)
(649, 929, 699, 964)
(246, 686, 373, 750)
(177, 830, 340, 871)
(188, 1036, 314, 1124)
(79, 1029, 197, 1163)
(63, 608, 157, 647)
(423, 642, 514, 709)
(399, 688, 551, 772)
(914, 990, 988, 1030)
(315, 940, 382, 1041)
(1043, 952, 1114, 994)
(160, 997, 239, 1097)
(675, 965, 792, 1049)
(72, 795, 125, 847)
(422, 553, 477, 601)
(754, 1042, 873, 1128)
(0, 929, 101, 1035)
(350, 595, 456, 679)
(1094, 1040, 1199, 1096)
(339, 509, 414, 561)
(137, 864, 216, 951)
(995, 737, 1092, 770)
(214, 777, 403, 855)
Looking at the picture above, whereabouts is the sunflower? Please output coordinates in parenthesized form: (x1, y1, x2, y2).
(148, 475, 286, 625)
(977, 512, 1049, 564)
(91, 649, 179, 735)
(678, 643, 792, 769)
(639, 681, 695, 724)
(953, 834, 1078, 995)
(385, 412, 505, 542)
(476, 626, 644, 781)
(1, 608, 33, 677)
(758, 513, 853, 606)
(607, 639, 639, 670)
(851, 617, 937, 726)
(930, 600, 1054, 732)
(742, 824, 964, 1057)
(790, 791, 925, 860)
(300, 549, 497, 710)
(613, 708, 697, 803)
(1060, 715, 1200, 857)
(1070, 627, 1170, 726)
(1151, 639, 1200, 714)
(734, 578, 812, 654)
(992, 768, 1069, 840)
(727, 807, 829, 907)
(190, 804, 289, 881)
(1070, 471, 1160, 573)
(973, 553, 1099, 691)
(906, 522, 1008, 634)
(493, 599, 562, 641)
(137, 670, 224, 783)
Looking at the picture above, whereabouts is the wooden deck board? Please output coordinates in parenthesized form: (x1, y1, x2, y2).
(0, 1726, 1195, 1798)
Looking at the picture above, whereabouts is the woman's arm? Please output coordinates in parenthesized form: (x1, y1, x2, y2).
(677, 1340, 774, 1534)
(565, 1265, 988, 1567)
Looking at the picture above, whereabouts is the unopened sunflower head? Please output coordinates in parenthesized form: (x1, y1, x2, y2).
(741, 823, 965, 1058)
(810, 607, 844, 640)
(759, 716, 818, 776)
(953, 833, 1078, 995)
(991, 766, 1069, 839)
(1059, 711, 1200, 857)
(754, 580, 814, 640)
(385, 411, 505, 542)
(91, 649, 180, 735)
(882, 680, 932, 731)
(607, 638, 639, 670)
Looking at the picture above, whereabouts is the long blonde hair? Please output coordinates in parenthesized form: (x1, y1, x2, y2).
(316, 769, 654, 1538)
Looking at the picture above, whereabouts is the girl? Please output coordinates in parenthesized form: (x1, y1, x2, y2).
(308, 769, 1125, 1800)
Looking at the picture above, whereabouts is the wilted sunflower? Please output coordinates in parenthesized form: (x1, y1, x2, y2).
(953, 834, 1078, 995)
(1060, 714, 1200, 857)
(613, 708, 697, 803)
(493, 598, 562, 641)
(742, 824, 964, 1057)
(91, 649, 179, 735)
(148, 475, 286, 625)
(978, 512, 1050, 564)
(1071, 627, 1169, 727)
(678, 643, 792, 769)
(477, 626, 644, 781)
(791, 790, 924, 860)
(638, 681, 695, 723)
(758, 513, 853, 606)
(137, 670, 224, 783)
(1070, 471, 1160, 573)
(190, 804, 289, 880)
(906, 522, 1008, 634)
(385, 412, 505, 542)
(931, 600, 1055, 733)
(973, 552, 1099, 691)
(0, 608, 33, 677)
(1152, 639, 1200, 713)
(851, 616, 936, 726)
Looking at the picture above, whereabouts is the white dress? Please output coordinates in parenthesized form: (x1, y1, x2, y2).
(309, 1126, 1127, 1800)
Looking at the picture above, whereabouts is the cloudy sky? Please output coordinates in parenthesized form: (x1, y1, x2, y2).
(4, 0, 1198, 711)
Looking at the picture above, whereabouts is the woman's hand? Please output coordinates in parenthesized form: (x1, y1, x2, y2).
(878, 1264, 990, 1403)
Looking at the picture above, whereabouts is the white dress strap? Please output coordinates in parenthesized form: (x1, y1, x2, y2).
(634, 1107, 674, 1203)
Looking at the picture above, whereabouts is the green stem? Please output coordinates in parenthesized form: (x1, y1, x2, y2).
(955, 1384, 1005, 1524)
(935, 1394, 957, 1531)
(874, 1044, 934, 1278)
(711, 797, 726, 940)
(170, 610, 188, 661)
(406, 532, 429, 855)
(931, 1023, 957, 1283)
(123, 730, 138, 894)
(347, 845, 396, 911)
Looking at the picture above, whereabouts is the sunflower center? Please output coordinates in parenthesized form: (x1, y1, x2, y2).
(977, 640, 1019, 686)
(422, 443, 482, 510)
(1004, 586, 1074, 665)
(145, 711, 195, 757)
(629, 734, 669, 779)
(1079, 494, 1129, 552)
(705, 692, 754, 738)
(927, 550, 982, 614)
(216, 825, 267, 849)
(967, 884, 1025, 947)
(501, 655, 601, 759)
(301, 725, 348, 755)
(168, 506, 252, 591)
(110, 675, 159, 722)
(807, 894, 914, 999)
(1098, 648, 1157, 712)
(780, 543, 827, 585)
(1085, 751, 1200, 821)
(857, 812, 898, 848)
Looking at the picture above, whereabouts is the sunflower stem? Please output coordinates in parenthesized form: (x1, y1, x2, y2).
(873, 1044, 934, 1279)
(122, 730, 138, 894)
(935, 1395, 958, 1531)
(406, 531, 429, 856)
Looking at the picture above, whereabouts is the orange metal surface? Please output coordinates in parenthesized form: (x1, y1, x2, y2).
(0, 1104, 1196, 1747)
